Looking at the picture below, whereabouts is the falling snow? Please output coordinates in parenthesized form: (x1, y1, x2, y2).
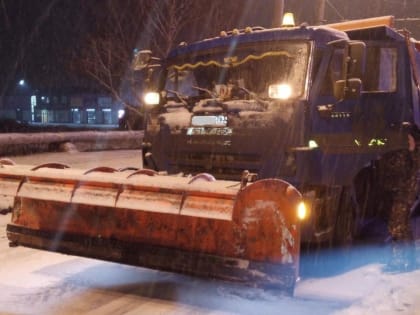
(0, 150, 418, 314)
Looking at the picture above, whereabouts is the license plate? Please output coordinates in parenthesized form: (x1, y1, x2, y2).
(191, 115, 227, 127)
(186, 127, 233, 136)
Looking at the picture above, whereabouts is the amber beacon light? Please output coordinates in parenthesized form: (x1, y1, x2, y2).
(282, 12, 296, 27)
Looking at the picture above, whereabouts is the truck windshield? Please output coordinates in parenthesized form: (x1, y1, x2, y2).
(164, 41, 310, 100)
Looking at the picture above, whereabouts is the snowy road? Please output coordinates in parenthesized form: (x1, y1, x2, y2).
(0, 211, 344, 315)
(1, 150, 420, 314)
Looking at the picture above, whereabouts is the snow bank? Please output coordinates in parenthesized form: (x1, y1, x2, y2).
(0, 131, 143, 156)
(296, 264, 420, 315)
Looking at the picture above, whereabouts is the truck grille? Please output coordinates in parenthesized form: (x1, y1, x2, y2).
(168, 151, 262, 180)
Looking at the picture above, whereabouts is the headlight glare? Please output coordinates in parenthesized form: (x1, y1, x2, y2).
(144, 92, 160, 105)
(268, 83, 292, 100)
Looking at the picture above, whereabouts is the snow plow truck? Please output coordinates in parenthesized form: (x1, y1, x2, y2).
(1, 15, 420, 294)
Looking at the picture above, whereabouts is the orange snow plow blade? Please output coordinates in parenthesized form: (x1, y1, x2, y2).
(1, 162, 304, 293)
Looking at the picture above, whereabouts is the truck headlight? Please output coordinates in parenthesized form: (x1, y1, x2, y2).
(268, 83, 292, 100)
(144, 92, 160, 105)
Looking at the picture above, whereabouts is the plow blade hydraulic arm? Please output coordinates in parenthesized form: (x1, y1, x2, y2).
(0, 161, 303, 293)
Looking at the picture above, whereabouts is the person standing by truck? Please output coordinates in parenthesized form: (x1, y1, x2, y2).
(382, 125, 420, 272)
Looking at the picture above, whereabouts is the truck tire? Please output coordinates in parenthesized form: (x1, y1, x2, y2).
(333, 186, 356, 246)
(308, 186, 354, 246)
(353, 164, 390, 242)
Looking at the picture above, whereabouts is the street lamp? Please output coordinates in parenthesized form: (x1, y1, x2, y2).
(18, 79, 25, 86)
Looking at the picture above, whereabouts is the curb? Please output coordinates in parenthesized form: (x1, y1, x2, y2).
(0, 131, 143, 156)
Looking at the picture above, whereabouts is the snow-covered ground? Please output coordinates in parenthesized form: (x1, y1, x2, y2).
(298, 258, 420, 315)
(1, 207, 419, 314)
(1, 150, 419, 314)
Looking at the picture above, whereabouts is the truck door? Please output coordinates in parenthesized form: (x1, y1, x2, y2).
(312, 41, 402, 150)
(310, 41, 364, 150)
(352, 44, 399, 145)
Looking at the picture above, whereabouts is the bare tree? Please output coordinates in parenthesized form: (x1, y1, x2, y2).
(74, 1, 150, 100)
(144, 0, 198, 58)
(77, 0, 201, 96)
(76, 0, 282, 99)
(74, 0, 202, 129)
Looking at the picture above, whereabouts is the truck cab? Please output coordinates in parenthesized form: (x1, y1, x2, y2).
(140, 16, 420, 243)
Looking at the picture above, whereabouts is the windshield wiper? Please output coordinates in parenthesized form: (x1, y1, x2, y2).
(237, 86, 269, 107)
(192, 85, 217, 98)
(166, 89, 188, 106)
(191, 84, 268, 108)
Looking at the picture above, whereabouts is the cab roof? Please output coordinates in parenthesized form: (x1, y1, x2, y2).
(167, 25, 349, 59)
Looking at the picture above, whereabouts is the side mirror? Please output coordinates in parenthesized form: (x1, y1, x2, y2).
(328, 39, 365, 101)
(327, 39, 366, 80)
(334, 78, 362, 100)
(132, 50, 162, 71)
(132, 50, 153, 70)
(132, 50, 163, 93)
(347, 42, 366, 78)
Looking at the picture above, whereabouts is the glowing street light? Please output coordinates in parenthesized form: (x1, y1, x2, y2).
(18, 79, 25, 86)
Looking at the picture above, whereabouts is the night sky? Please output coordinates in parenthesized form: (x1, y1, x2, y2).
(1, 0, 419, 97)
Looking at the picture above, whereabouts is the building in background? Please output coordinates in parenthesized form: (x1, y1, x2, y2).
(0, 91, 122, 126)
